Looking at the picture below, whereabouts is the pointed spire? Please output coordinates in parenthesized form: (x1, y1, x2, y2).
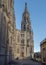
(25, 2, 28, 12)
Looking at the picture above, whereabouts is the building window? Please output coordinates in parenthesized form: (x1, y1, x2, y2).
(21, 34, 24, 37)
(24, 25, 26, 31)
(27, 39, 29, 47)
(21, 39, 24, 46)
(27, 25, 29, 31)
(21, 39, 24, 43)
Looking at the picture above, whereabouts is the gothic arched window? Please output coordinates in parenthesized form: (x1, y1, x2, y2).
(27, 25, 29, 31)
(24, 25, 26, 31)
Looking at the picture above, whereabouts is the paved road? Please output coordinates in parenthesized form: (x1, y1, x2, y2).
(20, 60, 41, 65)
(10, 59, 41, 65)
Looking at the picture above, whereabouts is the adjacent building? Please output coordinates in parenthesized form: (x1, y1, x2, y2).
(40, 38, 46, 64)
(0, 0, 16, 65)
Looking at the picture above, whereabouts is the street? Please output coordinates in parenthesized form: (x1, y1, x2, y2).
(10, 59, 41, 65)
(20, 59, 41, 65)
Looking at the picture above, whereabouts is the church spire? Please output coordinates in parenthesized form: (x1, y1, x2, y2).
(25, 3, 27, 12)
(21, 3, 31, 31)
(24, 3, 28, 12)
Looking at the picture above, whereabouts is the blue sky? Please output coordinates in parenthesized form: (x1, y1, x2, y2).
(14, 0, 46, 52)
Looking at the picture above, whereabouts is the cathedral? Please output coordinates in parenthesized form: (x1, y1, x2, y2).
(0, 0, 34, 65)
(16, 3, 34, 59)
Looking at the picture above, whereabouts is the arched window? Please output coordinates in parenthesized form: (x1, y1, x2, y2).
(24, 25, 26, 31)
(21, 39, 24, 46)
(27, 25, 29, 31)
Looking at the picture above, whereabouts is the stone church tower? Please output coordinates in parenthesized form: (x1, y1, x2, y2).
(15, 3, 34, 59)
(21, 3, 34, 59)
(0, 0, 16, 65)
